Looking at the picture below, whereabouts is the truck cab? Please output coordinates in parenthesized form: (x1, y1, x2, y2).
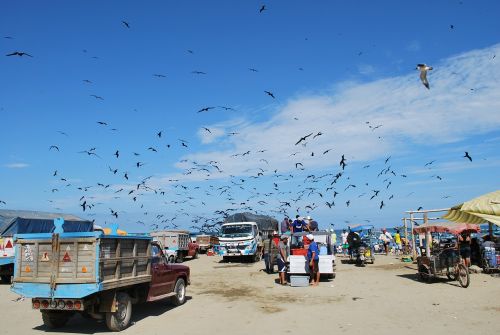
(218, 222, 263, 262)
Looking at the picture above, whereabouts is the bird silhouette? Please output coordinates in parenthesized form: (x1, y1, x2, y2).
(197, 106, 215, 113)
(264, 90, 275, 98)
(122, 21, 130, 28)
(340, 155, 347, 170)
(6, 51, 32, 57)
(259, 5, 266, 13)
(49, 145, 59, 151)
(464, 152, 472, 162)
(295, 133, 313, 145)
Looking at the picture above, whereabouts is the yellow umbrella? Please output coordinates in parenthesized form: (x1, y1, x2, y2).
(442, 190, 500, 226)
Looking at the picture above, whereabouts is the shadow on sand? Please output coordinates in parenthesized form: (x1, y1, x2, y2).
(396, 273, 463, 288)
(32, 296, 192, 334)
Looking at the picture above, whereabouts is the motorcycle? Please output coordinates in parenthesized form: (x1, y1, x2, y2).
(351, 243, 367, 266)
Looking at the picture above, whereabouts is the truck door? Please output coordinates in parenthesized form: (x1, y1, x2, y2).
(149, 244, 171, 297)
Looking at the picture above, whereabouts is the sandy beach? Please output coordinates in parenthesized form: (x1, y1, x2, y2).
(1, 254, 499, 334)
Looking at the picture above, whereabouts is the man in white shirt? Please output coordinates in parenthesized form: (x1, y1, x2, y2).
(379, 229, 393, 255)
(341, 229, 349, 256)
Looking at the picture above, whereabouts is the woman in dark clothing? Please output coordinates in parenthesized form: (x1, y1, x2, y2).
(458, 231, 472, 267)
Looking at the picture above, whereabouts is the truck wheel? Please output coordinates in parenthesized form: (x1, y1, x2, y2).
(169, 255, 175, 263)
(253, 253, 261, 262)
(42, 311, 71, 329)
(170, 278, 186, 306)
(176, 253, 184, 263)
(0, 275, 10, 284)
(105, 292, 132, 332)
(193, 251, 198, 259)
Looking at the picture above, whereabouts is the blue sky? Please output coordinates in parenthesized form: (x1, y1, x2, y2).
(1, 1, 499, 232)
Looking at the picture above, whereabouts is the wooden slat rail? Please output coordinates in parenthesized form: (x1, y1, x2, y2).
(99, 256, 150, 262)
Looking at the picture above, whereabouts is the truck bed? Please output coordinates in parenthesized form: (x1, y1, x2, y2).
(12, 232, 152, 298)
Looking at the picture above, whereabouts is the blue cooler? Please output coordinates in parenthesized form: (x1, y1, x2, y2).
(484, 247, 497, 267)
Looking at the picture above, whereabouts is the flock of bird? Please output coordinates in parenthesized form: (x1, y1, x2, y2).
(1, 4, 481, 233)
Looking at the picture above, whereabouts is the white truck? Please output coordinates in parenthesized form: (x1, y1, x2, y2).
(218, 222, 263, 262)
(150, 230, 199, 263)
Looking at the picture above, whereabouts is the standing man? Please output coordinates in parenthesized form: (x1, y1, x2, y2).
(394, 229, 402, 255)
(291, 215, 306, 247)
(341, 229, 349, 256)
(262, 233, 273, 274)
(277, 235, 289, 285)
(379, 229, 393, 255)
(306, 234, 320, 286)
(280, 217, 290, 234)
(330, 228, 337, 255)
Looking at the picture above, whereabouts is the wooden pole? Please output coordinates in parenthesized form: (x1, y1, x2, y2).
(424, 212, 431, 257)
(403, 218, 408, 255)
(410, 213, 416, 260)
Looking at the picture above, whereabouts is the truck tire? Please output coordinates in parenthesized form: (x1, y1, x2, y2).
(193, 251, 198, 259)
(170, 278, 186, 306)
(105, 292, 132, 332)
(176, 253, 184, 263)
(253, 253, 261, 262)
(169, 255, 175, 263)
(1, 275, 11, 284)
(42, 311, 71, 329)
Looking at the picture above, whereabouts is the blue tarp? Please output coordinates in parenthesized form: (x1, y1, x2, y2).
(349, 224, 375, 232)
(224, 212, 278, 232)
(0, 209, 93, 236)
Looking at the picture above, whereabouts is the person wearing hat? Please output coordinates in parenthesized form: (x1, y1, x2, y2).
(306, 234, 320, 286)
(291, 215, 307, 247)
(276, 235, 289, 285)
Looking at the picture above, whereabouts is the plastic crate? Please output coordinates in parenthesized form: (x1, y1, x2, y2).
(290, 275, 309, 287)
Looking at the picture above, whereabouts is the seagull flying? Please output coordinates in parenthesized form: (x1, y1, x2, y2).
(416, 64, 433, 89)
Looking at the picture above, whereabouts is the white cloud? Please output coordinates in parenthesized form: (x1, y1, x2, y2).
(198, 126, 225, 144)
(5, 163, 29, 169)
(357, 64, 375, 75)
(160, 43, 500, 184)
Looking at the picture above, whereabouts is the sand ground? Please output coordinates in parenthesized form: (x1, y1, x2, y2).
(1, 254, 499, 334)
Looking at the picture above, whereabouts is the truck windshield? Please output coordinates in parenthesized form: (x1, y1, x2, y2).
(221, 225, 253, 238)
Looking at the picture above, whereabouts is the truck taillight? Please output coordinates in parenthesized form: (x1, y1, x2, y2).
(57, 300, 65, 309)
(32, 300, 40, 309)
(74, 300, 82, 310)
(50, 300, 57, 308)
(41, 300, 49, 308)
(66, 301, 73, 309)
